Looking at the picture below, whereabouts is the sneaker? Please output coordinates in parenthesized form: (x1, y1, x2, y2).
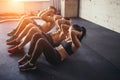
(18, 54, 31, 65)
(6, 35, 17, 42)
(19, 61, 36, 71)
(7, 39, 20, 45)
(7, 29, 16, 36)
(8, 46, 23, 54)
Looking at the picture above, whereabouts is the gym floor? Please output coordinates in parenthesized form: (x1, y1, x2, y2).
(0, 18, 120, 80)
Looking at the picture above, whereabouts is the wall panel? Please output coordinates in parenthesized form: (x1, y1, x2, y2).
(79, 0, 120, 33)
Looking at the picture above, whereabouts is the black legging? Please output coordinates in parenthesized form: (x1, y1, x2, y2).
(28, 33, 61, 65)
(27, 32, 53, 56)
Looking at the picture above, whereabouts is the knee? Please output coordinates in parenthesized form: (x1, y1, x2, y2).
(26, 23, 35, 29)
(21, 15, 30, 21)
(30, 27, 41, 33)
(32, 32, 42, 40)
(27, 23, 35, 27)
(37, 38, 46, 45)
(29, 27, 37, 33)
(23, 18, 30, 23)
(22, 16, 32, 23)
(21, 15, 27, 19)
(31, 32, 41, 42)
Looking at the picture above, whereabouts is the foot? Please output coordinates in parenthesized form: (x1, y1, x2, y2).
(6, 35, 17, 42)
(7, 29, 16, 36)
(18, 54, 31, 65)
(7, 39, 20, 45)
(19, 61, 36, 71)
(8, 46, 23, 54)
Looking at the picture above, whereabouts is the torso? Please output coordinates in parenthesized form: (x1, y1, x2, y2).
(55, 45, 69, 61)
(41, 21, 55, 33)
(50, 30, 68, 46)
(55, 36, 79, 61)
(40, 15, 55, 33)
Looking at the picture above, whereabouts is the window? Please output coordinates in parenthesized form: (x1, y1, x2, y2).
(14, 0, 49, 2)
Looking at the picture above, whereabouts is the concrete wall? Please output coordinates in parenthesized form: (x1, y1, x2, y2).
(79, 0, 120, 33)
(61, 0, 78, 17)
(50, 0, 61, 14)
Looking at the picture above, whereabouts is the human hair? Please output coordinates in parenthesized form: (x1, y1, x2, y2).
(63, 17, 71, 25)
(54, 15, 62, 21)
(49, 6, 57, 14)
(72, 24, 86, 41)
(63, 17, 71, 20)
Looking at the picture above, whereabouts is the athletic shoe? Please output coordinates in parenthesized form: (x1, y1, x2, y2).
(19, 61, 36, 71)
(8, 46, 22, 54)
(7, 39, 20, 45)
(7, 29, 16, 36)
(18, 54, 31, 65)
(6, 35, 17, 42)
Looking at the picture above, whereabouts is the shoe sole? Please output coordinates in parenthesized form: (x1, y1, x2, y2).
(19, 66, 37, 71)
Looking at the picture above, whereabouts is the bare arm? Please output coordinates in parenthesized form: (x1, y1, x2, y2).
(40, 10, 54, 22)
(53, 15, 62, 21)
(37, 9, 48, 17)
(57, 19, 71, 25)
(61, 24, 69, 34)
(55, 19, 62, 30)
(55, 19, 71, 30)
(71, 30, 81, 48)
(64, 20, 71, 25)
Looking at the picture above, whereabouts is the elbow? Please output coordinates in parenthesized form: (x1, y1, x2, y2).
(40, 15, 45, 20)
(74, 42, 81, 48)
(76, 44, 80, 48)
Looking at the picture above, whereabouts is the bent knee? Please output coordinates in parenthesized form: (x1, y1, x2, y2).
(27, 23, 35, 27)
(21, 15, 27, 19)
(33, 32, 41, 38)
(32, 32, 43, 41)
(37, 38, 46, 45)
(25, 23, 33, 30)
(21, 15, 30, 20)
(22, 16, 33, 23)
(30, 27, 41, 33)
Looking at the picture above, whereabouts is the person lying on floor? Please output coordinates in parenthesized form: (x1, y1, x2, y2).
(7, 17, 72, 54)
(7, 6, 57, 42)
(7, 14, 62, 44)
(18, 24, 86, 71)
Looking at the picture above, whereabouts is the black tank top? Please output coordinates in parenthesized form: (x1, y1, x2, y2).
(61, 41, 73, 55)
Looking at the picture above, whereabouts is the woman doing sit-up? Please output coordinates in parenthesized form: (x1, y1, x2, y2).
(7, 17, 71, 54)
(18, 24, 86, 71)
